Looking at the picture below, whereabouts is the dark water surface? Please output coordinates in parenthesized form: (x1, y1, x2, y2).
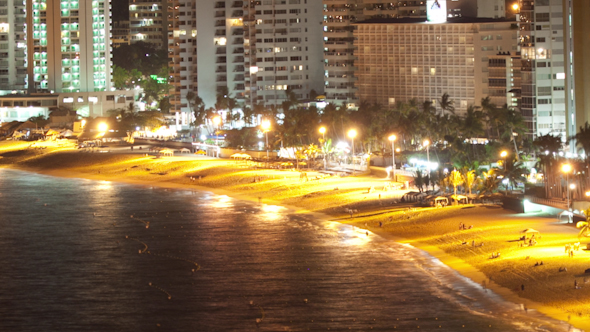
(0, 169, 578, 331)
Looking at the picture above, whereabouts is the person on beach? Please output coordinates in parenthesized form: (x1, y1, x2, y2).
(521, 284, 525, 291)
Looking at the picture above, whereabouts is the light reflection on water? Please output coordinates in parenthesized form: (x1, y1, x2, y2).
(0, 169, 578, 331)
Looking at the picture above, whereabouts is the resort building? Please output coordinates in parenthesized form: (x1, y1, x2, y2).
(518, 0, 571, 143)
(0, 0, 27, 93)
(354, 17, 518, 115)
(129, 1, 168, 49)
(168, 0, 324, 128)
(487, 53, 522, 110)
(322, 0, 509, 108)
(0, 0, 120, 121)
(112, 20, 131, 48)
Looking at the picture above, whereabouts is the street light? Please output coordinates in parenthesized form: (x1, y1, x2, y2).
(512, 3, 519, 11)
(388, 134, 396, 180)
(98, 122, 108, 132)
(423, 139, 430, 176)
(562, 163, 572, 222)
(348, 129, 357, 174)
(500, 150, 508, 169)
(261, 119, 271, 159)
(319, 126, 326, 169)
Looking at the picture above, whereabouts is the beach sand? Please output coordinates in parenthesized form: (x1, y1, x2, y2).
(2, 145, 589, 330)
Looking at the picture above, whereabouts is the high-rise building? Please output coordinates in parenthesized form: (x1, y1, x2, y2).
(168, 0, 324, 127)
(354, 17, 517, 115)
(322, 0, 507, 108)
(476, 0, 506, 19)
(487, 53, 521, 109)
(0, 1, 27, 92)
(129, 1, 168, 49)
(26, 0, 112, 93)
(0, 0, 128, 121)
(112, 20, 130, 48)
(518, 0, 571, 143)
(567, 0, 590, 153)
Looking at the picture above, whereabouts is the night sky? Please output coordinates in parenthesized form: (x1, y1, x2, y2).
(112, 0, 129, 21)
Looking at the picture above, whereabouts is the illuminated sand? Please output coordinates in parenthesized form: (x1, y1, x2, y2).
(1, 145, 589, 330)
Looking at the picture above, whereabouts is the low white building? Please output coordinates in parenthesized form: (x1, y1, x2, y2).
(0, 90, 139, 124)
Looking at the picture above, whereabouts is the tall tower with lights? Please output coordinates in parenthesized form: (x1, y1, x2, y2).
(0, 1, 28, 92)
(27, 0, 112, 93)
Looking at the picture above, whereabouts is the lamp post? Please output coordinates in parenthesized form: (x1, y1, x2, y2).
(319, 126, 326, 169)
(423, 139, 430, 176)
(388, 134, 396, 180)
(261, 119, 271, 159)
(500, 150, 508, 168)
(348, 129, 357, 175)
(562, 163, 572, 222)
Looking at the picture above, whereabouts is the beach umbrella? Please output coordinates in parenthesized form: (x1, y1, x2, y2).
(521, 228, 540, 235)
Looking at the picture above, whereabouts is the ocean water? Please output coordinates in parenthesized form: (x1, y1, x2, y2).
(0, 169, 578, 331)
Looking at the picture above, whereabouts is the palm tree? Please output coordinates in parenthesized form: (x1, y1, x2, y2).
(462, 169, 477, 195)
(438, 93, 455, 116)
(571, 122, 590, 160)
(576, 207, 590, 239)
(304, 144, 320, 170)
(461, 105, 485, 139)
(478, 169, 499, 195)
(448, 169, 464, 204)
(498, 158, 527, 192)
(186, 92, 208, 126)
(415, 171, 425, 193)
(533, 134, 562, 198)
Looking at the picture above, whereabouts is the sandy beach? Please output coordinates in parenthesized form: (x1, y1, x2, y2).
(2, 144, 589, 331)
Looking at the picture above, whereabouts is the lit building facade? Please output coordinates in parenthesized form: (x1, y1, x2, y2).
(168, 0, 324, 124)
(27, 0, 112, 93)
(112, 20, 130, 48)
(487, 53, 521, 109)
(0, 0, 27, 92)
(518, 0, 571, 143)
(129, 1, 168, 49)
(322, 0, 505, 108)
(323, 0, 427, 108)
(354, 18, 517, 115)
(0, 0, 116, 121)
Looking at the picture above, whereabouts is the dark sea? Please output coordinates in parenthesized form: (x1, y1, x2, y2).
(0, 169, 579, 331)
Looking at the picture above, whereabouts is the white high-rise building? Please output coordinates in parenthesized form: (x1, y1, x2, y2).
(355, 18, 518, 115)
(477, 0, 506, 19)
(168, 0, 324, 124)
(518, 0, 571, 143)
(0, 0, 125, 121)
(129, 1, 168, 49)
(0, 1, 27, 92)
(322, 0, 500, 108)
(27, 0, 112, 93)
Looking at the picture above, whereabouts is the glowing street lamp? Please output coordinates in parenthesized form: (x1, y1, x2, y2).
(348, 129, 357, 174)
(388, 134, 396, 180)
(423, 139, 430, 176)
(98, 122, 108, 132)
(562, 163, 573, 222)
(512, 3, 519, 11)
(500, 150, 508, 169)
(261, 119, 271, 159)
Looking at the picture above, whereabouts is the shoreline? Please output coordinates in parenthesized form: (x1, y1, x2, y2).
(1, 150, 589, 331)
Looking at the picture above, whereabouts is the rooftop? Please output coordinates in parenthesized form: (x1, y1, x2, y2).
(354, 17, 516, 25)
